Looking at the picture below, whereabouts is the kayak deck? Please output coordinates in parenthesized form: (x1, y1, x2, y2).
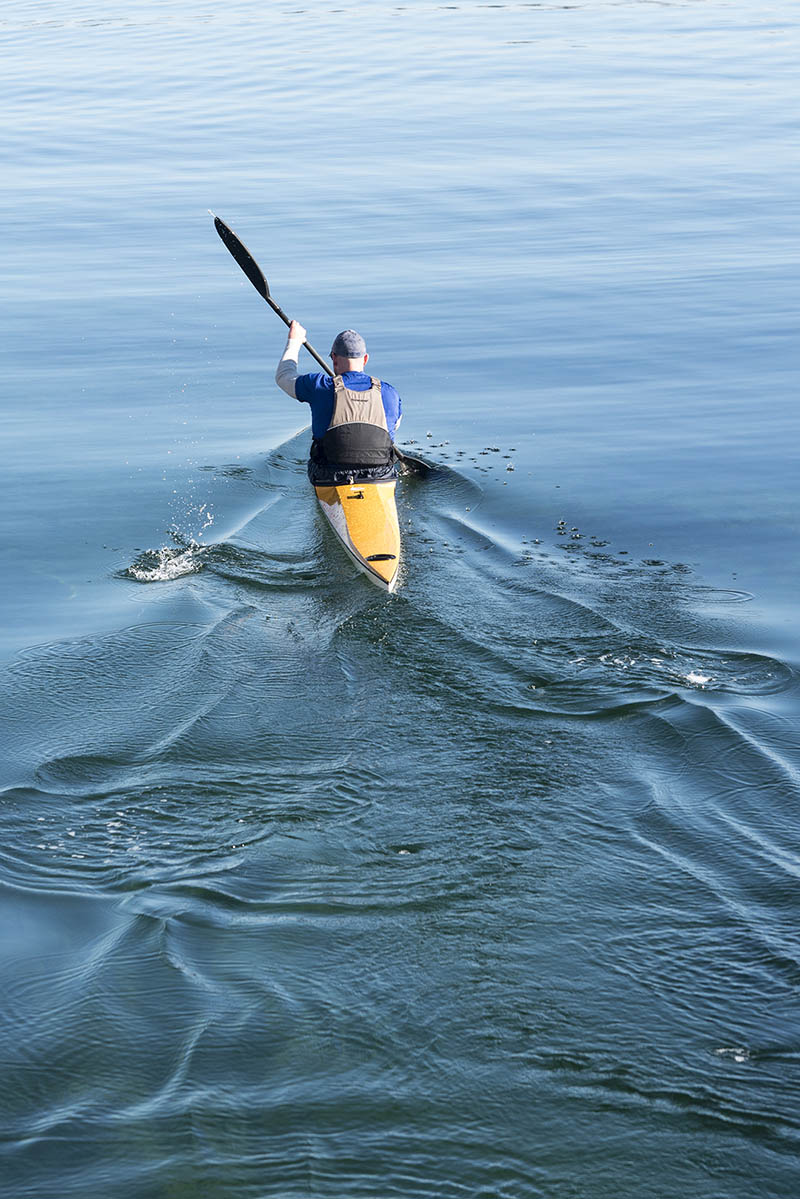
(314, 479, 401, 591)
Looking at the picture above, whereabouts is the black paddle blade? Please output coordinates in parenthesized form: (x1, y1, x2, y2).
(395, 448, 435, 478)
(213, 215, 270, 301)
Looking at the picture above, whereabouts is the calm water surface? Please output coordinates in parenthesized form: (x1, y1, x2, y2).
(2, 1, 799, 1196)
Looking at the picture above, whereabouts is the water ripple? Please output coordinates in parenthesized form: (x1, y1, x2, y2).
(2, 433, 799, 1198)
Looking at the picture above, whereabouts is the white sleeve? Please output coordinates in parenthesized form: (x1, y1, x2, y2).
(275, 336, 303, 399)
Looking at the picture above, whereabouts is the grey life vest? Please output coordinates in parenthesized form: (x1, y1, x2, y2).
(319, 375, 394, 467)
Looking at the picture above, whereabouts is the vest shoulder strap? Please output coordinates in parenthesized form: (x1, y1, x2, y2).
(329, 376, 387, 432)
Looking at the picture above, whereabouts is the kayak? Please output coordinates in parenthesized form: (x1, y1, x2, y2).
(314, 478, 401, 591)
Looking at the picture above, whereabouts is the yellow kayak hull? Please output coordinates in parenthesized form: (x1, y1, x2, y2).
(314, 479, 401, 592)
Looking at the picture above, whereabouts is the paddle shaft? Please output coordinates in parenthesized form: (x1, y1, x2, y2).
(263, 295, 332, 376)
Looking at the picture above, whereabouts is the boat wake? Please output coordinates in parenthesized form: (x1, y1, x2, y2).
(2, 430, 799, 1194)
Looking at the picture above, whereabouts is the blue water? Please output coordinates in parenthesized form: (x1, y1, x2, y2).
(2, 2, 800, 1195)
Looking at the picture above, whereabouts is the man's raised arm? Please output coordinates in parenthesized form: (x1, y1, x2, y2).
(274, 320, 308, 398)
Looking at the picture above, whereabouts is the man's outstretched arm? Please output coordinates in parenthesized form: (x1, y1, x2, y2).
(274, 320, 308, 399)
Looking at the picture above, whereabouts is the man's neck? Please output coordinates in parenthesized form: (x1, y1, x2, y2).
(333, 355, 368, 375)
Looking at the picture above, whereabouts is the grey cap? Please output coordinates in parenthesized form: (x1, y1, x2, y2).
(330, 329, 366, 358)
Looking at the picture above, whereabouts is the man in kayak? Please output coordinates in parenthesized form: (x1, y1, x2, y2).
(275, 321, 402, 484)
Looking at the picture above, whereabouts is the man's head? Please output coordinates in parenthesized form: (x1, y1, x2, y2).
(330, 329, 368, 374)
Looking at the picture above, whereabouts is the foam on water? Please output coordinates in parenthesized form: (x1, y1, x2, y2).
(126, 541, 205, 582)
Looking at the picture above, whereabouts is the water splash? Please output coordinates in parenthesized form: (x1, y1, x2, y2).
(125, 524, 212, 583)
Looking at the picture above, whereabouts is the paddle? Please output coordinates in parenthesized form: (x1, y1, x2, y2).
(211, 212, 332, 375)
(210, 213, 431, 476)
